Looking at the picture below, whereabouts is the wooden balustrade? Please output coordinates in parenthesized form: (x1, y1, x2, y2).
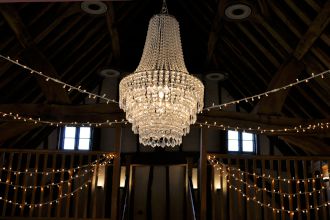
(0, 149, 117, 220)
(209, 154, 330, 220)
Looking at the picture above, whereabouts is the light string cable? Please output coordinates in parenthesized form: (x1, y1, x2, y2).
(203, 69, 330, 111)
(0, 157, 113, 189)
(226, 173, 328, 197)
(0, 177, 93, 208)
(1, 153, 114, 175)
(0, 55, 118, 104)
(209, 157, 330, 214)
(208, 156, 324, 182)
(0, 111, 127, 127)
(197, 121, 329, 134)
(226, 179, 330, 215)
(1, 167, 93, 190)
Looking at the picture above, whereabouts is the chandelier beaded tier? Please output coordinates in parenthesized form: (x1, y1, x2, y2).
(119, 3, 204, 148)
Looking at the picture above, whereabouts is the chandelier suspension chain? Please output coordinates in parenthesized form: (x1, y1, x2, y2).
(161, 0, 168, 14)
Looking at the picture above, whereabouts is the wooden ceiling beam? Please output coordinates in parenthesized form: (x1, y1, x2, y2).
(205, 0, 226, 66)
(105, 2, 120, 66)
(236, 23, 281, 68)
(252, 0, 330, 152)
(279, 136, 329, 155)
(221, 28, 271, 85)
(34, 4, 80, 44)
(283, 0, 329, 47)
(304, 0, 321, 12)
(303, 54, 330, 92)
(293, 0, 330, 60)
(257, 0, 270, 17)
(0, 5, 71, 104)
(310, 47, 330, 69)
(0, 122, 41, 143)
(26, 34, 109, 103)
(294, 87, 329, 117)
(253, 58, 305, 114)
(254, 15, 293, 54)
(47, 16, 91, 60)
(0, 103, 328, 135)
(254, 0, 330, 115)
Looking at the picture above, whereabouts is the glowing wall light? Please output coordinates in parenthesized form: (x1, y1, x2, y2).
(192, 168, 198, 189)
(120, 166, 126, 188)
(97, 165, 106, 188)
(214, 167, 221, 190)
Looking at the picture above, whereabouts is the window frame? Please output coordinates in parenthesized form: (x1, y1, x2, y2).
(60, 126, 93, 150)
(226, 130, 257, 154)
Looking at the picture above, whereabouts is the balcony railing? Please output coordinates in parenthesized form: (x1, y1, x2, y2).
(208, 154, 330, 220)
(0, 149, 117, 220)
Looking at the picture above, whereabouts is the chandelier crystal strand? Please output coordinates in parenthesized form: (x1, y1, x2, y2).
(119, 8, 204, 147)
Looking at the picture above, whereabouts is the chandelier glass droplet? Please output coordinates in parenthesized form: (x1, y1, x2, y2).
(119, 7, 204, 148)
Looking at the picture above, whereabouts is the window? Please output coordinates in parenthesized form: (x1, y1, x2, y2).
(227, 130, 256, 153)
(61, 127, 92, 150)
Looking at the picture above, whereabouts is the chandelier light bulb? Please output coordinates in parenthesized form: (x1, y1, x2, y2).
(119, 4, 204, 147)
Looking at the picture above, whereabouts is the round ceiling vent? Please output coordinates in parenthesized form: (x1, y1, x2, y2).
(206, 72, 228, 81)
(81, 1, 107, 15)
(225, 3, 251, 20)
(99, 68, 120, 78)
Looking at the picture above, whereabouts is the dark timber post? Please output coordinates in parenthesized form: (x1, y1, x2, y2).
(200, 128, 207, 220)
(111, 127, 122, 220)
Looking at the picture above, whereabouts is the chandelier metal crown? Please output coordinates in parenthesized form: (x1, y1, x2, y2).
(119, 1, 204, 147)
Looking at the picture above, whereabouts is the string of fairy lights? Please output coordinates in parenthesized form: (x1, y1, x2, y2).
(1, 168, 93, 190)
(0, 153, 114, 174)
(0, 179, 92, 208)
(196, 121, 329, 134)
(208, 157, 327, 195)
(208, 155, 324, 182)
(0, 55, 118, 104)
(1, 54, 330, 114)
(0, 156, 113, 190)
(0, 154, 114, 208)
(228, 183, 330, 215)
(0, 108, 328, 135)
(203, 69, 330, 111)
(0, 111, 127, 127)
(1, 54, 329, 135)
(208, 155, 330, 215)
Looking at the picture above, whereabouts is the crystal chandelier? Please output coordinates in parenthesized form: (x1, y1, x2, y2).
(119, 1, 204, 147)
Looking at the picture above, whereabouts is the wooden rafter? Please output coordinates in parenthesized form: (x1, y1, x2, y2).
(252, 0, 330, 152)
(105, 2, 121, 66)
(253, 58, 305, 114)
(279, 136, 330, 155)
(0, 103, 328, 143)
(293, 0, 330, 60)
(254, 0, 330, 114)
(0, 5, 71, 104)
(205, 0, 226, 66)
